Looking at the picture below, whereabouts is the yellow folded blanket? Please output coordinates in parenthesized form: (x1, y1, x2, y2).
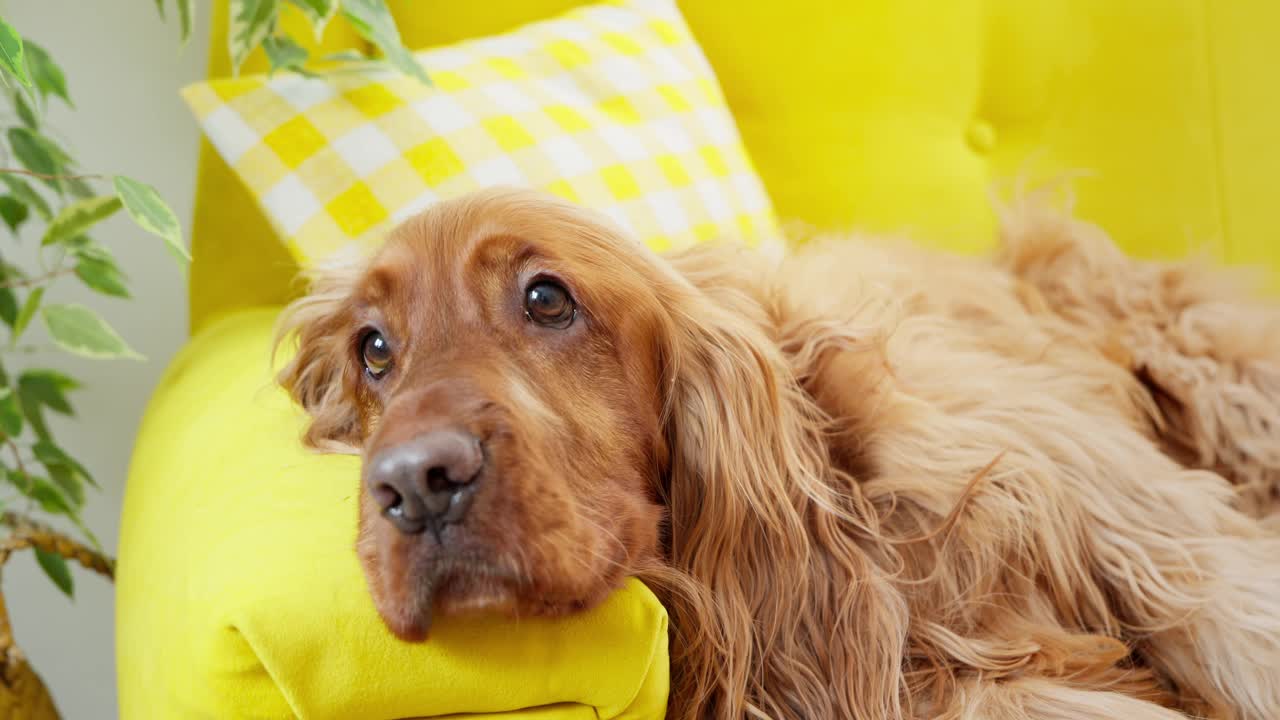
(116, 309, 669, 719)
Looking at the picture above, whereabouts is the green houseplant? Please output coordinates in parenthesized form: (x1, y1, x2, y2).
(0, 1, 424, 715)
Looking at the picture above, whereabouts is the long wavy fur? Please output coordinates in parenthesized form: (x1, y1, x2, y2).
(638, 199, 1279, 719)
(274, 249, 365, 453)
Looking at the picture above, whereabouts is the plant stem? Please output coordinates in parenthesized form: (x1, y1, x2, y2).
(0, 167, 103, 182)
(0, 512, 114, 580)
(0, 345, 46, 355)
(5, 440, 29, 487)
(0, 267, 73, 289)
(0, 512, 103, 719)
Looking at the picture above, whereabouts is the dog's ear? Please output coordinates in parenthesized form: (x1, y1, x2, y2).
(648, 247, 907, 720)
(275, 257, 365, 452)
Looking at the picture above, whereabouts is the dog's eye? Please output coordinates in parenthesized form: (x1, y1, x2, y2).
(524, 280, 576, 329)
(361, 331, 393, 378)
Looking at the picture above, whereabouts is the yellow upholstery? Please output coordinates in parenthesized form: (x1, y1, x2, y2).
(123, 1, 1280, 717)
(117, 310, 669, 719)
(189, 0, 1280, 332)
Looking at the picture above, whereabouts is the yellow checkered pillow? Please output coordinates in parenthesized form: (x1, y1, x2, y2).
(182, 0, 779, 265)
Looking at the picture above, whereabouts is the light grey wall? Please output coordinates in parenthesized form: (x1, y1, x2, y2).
(2, 2, 210, 718)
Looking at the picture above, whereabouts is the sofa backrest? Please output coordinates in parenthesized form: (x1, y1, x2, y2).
(190, 0, 1280, 332)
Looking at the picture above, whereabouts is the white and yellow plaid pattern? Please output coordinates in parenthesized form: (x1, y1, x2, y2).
(183, 0, 779, 265)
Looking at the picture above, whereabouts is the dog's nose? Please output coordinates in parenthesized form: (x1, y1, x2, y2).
(366, 430, 484, 535)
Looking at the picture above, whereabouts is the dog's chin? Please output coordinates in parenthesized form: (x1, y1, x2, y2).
(364, 545, 525, 642)
(433, 573, 522, 617)
(366, 548, 621, 642)
(359, 513, 633, 642)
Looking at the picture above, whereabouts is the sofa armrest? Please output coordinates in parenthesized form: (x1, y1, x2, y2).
(117, 308, 669, 719)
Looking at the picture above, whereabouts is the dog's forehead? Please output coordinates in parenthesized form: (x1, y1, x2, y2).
(367, 215, 483, 294)
(360, 194, 656, 336)
(354, 211, 543, 339)
(385, 201, 566, 269)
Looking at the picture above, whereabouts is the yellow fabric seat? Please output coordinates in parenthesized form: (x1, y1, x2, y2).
(120, 1, 1280, 717)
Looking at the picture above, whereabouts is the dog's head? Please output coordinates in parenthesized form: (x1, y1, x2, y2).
(278, 188, 701, 638)
(279, 188, 899, 719)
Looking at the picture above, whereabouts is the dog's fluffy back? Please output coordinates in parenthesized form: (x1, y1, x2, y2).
(646, 199, 1280, 719)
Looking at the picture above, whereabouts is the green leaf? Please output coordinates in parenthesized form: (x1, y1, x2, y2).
(13, 89, 37, 129)
(61, 235, 92, 254)
(340, 0, 428, 85)
(69, 240, 106, 260)
(41, 195, 121, 246)
(20, 475, 73, 514)
(0, 387, 22, 437)
(47, 465, 84, 507)
(177, 0, 194, 44)
(70, 515, 101, 553)
(35, 130, 71, 165)
(24, 41, 69, 106)
(7, 126, 57, 177)
(0, 194, 28, 233)
(65, 175, 94, 199)
(13, 286, 43, 342)
(33, 439, 93, 490)
(75, 254, 130, 298)
(1, 174, 51, 220)
(113, 176, 189, 263)
(262, 35, 310, 75)
(17, 385, 50, 441)
(0, 288, 16, 327)
(18, 368, 77, 415)
(41, 303, 143, 359)
(286, 0, 337, 38)
(7, 127, 67, 190)
(229, 0, 280, 72)
(34, 547, 74, 598)
(320, 49, 368, 63)
(0, 17, 31, 88)
(153, 0, 166, 19)
(1, 468, 26, 492)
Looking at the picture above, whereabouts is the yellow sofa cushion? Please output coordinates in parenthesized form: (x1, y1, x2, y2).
(189, 0, 1280, 330)
(116, 309, 669, 719)
(183, 0, 777, 268)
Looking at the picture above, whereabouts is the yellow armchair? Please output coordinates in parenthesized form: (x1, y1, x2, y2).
(119, 2, 1280, 717)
